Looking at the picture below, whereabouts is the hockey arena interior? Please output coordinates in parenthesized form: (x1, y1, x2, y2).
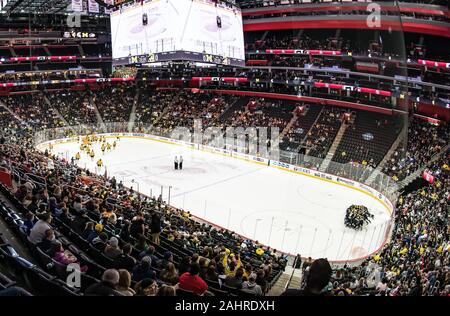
(0, 0, 448, 298)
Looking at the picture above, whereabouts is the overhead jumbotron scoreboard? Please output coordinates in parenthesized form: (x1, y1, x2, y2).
(110, 0, 245, 67)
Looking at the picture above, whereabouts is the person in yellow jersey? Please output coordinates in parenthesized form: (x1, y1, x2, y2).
(101, 143, 106, 154)
(90, 149, 95, 160)
(97, 159, 103, 168)
(49, 143, 53, 151)
(113, 141, 117, 149)
(75, 152, 81, 160)
(107, 143, 112, 151)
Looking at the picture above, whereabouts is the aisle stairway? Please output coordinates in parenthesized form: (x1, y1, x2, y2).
(128, 88, 140, 132)
(90, 95, 107, 131)
(397, 144, 449, 189)
(218, 97, 249, 123)
(43, 94, 70, 127)
(366, 125, 407, 185)
(319, 123, 348, 172)
(267, 265, 303, 296)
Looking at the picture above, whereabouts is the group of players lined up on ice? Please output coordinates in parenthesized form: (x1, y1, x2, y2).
(70, 134, 120, 169)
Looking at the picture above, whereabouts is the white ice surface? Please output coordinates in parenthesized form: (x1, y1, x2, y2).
(47, 137, 392, 261)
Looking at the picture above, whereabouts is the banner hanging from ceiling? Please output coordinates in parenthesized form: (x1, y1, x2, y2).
(71, 0, 84, 12)
(88, 0, 100, 13)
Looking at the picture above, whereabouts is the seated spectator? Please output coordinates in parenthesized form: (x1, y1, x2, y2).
(28, 212, 52, 244)
(198, 247, 212, 266)
(73, 196, 84, 213)
(160, 262, 179, 285)
(138, 245, 159, 266)
(157, 285, 176, 296)
(114, 243, 136, 271)
(134, 278, 158, 296)
(178, 262, 208, 296)
(198, 257, 208, 279)
(104, 237, 122, 259)
(261, 259, 273, 277)
(223, 252, 241, 276)
(27, 196, 39, 214)
(49, 241, 87, 272)
(243, 264, 254, 280)
(81, 222, 95, 241)
(242, 276, 263, 296)
(281, 258, 332, 296)
(134, 234, 149, 252)
(23, 212, 36, 235)
(224, 267, 244, 289)
(36, 229, 55, 253)
(205, 264, 219, 282)
(118, 219, 131, 242)
(91, 232, 108, 251)
(85, 269, 122, 296)
(178, 256, 191, 275)
(158, 251, 173, 270)
(59, 207, 73, 225)
(132, 256, 156, 282)
(116, 269, 135, 296)
(48, 197, 57, 215)
(90, 223, 104, 243)
(217, 263, 228, 284)
(101, 208, 117, 226)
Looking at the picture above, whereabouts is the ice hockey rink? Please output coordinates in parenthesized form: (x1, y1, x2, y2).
(42, 136, 393, 262)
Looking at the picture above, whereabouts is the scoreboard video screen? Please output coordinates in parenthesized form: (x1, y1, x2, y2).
(110, 0, 245, 67)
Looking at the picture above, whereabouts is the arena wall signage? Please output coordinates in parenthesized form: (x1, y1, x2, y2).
(9, 56, 77, 62)
(114, 51, 244, 67)
(418, 59, 450, 69)
(63, 31, 96, 39)
(265, 49, 342, 56)
(313, 82, 392, 97)
(0, 77, 134, 88)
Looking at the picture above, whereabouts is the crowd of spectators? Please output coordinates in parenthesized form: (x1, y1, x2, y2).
(94, 83, 136, 123)
(1, 93, 64, 130)
(0, 70, 102, 84)
(47, 91, 98, 126)
(280, 151, 449, 296)
(153, 92, 223, 133)
(0, 111, 289, 295)
(227, 99, 294, 131)
(135, 91, 240, 134)
(383, 118, 449, 181)
(303, 107, 344, 158)
(330, 152, 449, 296)
(331, 111, 402, 169)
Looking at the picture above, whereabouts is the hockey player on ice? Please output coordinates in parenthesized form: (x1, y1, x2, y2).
(174, 156, 178, 170)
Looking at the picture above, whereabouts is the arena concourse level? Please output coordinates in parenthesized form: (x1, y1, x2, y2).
(0, 0, 448, 303)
